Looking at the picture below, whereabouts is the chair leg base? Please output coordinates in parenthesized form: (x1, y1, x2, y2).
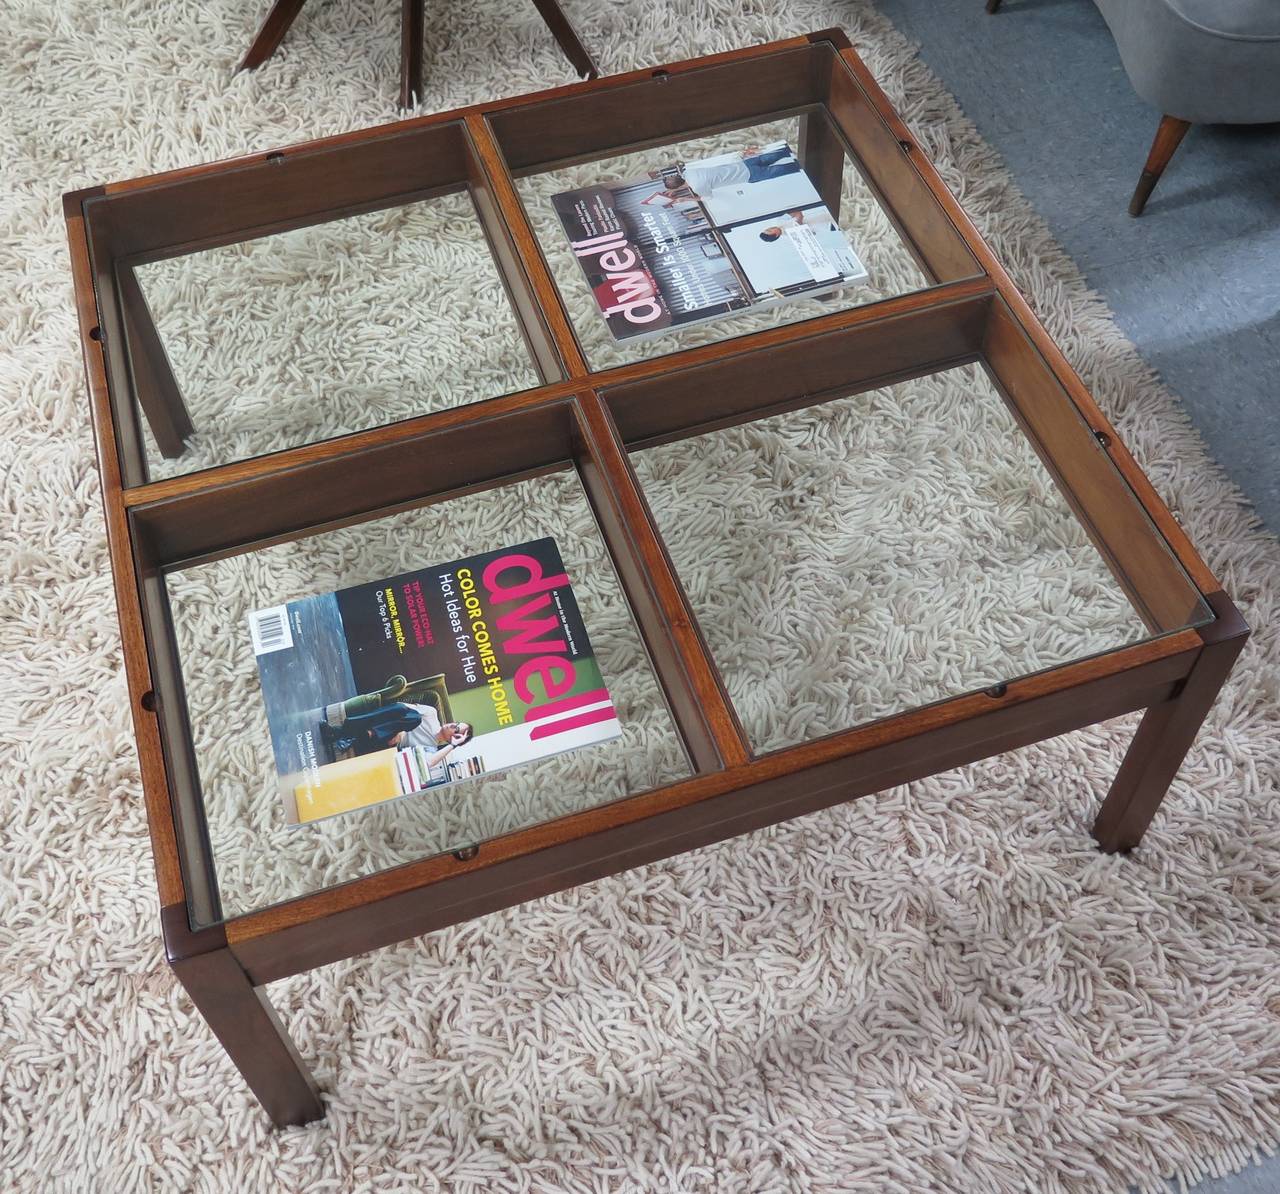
(1128, 171, 1160, 218)
(241, 0, 596, 106)
(1128, 115, 1192, 216)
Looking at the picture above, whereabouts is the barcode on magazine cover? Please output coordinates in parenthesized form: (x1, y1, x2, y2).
(249, 606, 293, 655)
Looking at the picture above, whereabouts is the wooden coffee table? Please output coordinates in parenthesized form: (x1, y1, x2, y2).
(64, 30, 1246, 1127)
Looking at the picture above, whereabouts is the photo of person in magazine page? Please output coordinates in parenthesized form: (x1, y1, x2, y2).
(247, 537, 622, 825)
(552, 140, 869, 343)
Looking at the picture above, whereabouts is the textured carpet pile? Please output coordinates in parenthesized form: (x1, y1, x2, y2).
(1, 1, 1279, 1191)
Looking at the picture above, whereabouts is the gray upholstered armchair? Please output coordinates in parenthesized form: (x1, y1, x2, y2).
(987, 0, 1280, 214)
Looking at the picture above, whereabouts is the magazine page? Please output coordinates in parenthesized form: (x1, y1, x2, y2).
(552, 141, 869, 343)
(247, 537, 621, 825)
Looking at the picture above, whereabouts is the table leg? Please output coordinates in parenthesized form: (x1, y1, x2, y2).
(529, 0, 599, 79)
(117, 265, 194, 460)
(799, 110, 845, 222)
(1093, 593, 1247, 853)
(400, 0, 425, 108)
(164, 908, 323, 1127)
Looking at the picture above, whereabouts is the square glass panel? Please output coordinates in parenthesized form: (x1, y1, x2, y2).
(166, 468, 689, 923)
(133, 191, 541, 480)
(630, 363, 1212, 755)
(516, 111, 942, 371)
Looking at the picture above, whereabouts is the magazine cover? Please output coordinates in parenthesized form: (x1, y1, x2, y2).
(247, 537, 621, 825)
(552, 141, 869, 343)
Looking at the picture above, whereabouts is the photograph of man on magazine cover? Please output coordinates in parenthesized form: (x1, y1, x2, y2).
(319, 702, 473, 760)
(653, 145, 802, 202)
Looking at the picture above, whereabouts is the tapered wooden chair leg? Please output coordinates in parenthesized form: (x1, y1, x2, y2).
(239, 0, 311, 72)
(985, 0, 1002, 13)
(529, 0, 599, 78)
(1093, 594, 1247, 853)
(1129, 115, 1192, 216)
(400, 0, 425, 108)
(166, 909, 323, 1128)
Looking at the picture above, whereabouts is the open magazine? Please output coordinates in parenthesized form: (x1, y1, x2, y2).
(552, 141, 869, 343)
(247, 537, 621, 825)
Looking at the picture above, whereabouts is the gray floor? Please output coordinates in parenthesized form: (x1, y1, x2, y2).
(871, 0, 1280, 536)
(868, 2, 1280, 1189)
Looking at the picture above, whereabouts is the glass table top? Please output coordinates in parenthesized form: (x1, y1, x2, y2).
(168, 469, 690, 923)
(516, 111, 944, 372)
(170, 359, 1211, 926)
(123, 103, 969, 485)
(134, 191, 541, 481)
(137, 100, 1210, 928)
(631, 362, 1211, 754)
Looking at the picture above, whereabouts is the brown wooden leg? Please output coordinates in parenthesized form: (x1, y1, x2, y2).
(164, 906, 323, 1127)
(1093, 593, 1247, 852)
(985, 0, 1002, 12)
(238, 0, 311, 72)
(400, 0, 425, 108)
(799, 111, 845, 222)
(1128, 115, 1191, 217)
(117, 265, 194, 460)
(529, 0, 599, 79)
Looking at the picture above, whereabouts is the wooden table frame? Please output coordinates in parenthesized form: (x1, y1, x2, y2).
(64, 30, 1246, 1128)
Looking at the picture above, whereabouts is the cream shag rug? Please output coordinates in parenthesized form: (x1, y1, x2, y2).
(1, 0, 1279, 1190)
